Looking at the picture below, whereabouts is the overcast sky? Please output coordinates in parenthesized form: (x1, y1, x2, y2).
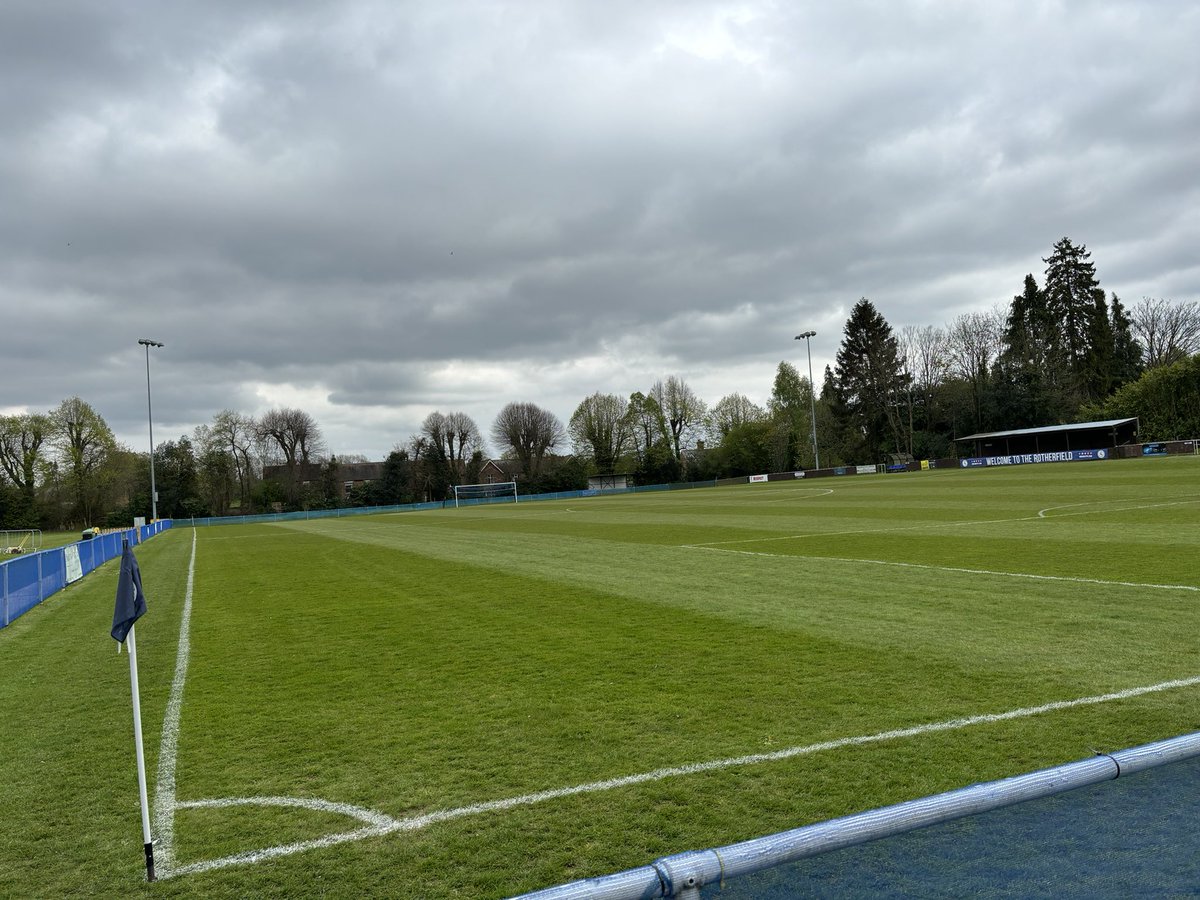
(2, 1, 1197, 460)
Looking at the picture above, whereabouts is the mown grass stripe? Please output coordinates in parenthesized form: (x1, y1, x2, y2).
(166, 673, 1200, 879)
(683, 545, 1200, 593)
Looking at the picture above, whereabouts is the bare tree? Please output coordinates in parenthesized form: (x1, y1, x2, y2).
(491, 402, 565, 477)
(257, 407, 324, 504)
(1130, 297, 1200, 368)
(899, 324, 950, 450)
(946, 308, 1004, 433)
(650, 375, 708, 461)
(569, 393, 631, 473)
(207, 409, 258, 510)
(421, 411, 485, 475)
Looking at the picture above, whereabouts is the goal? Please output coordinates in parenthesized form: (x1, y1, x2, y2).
(452, 481, 518, 508)
(1, 529, 42, 555)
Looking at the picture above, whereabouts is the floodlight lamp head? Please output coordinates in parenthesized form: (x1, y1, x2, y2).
(795, 330, 816, 340)
(138, 339, 165, 348)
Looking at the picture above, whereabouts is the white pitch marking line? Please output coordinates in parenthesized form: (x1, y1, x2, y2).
(763, 488, 836, 504)
(684, 514, 1024, 547)
(687, 496, 1200, 548)
(682, 544, 1200, 593)
(151, 528, 197, 875)
(1038, 496, 1200, 518)
(163, 673, 1200, 879)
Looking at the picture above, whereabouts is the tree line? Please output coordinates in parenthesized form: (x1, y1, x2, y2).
(3, 237, 1198, 528)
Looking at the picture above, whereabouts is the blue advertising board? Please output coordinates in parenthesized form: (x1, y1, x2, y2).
(958, 448, 1110, 469)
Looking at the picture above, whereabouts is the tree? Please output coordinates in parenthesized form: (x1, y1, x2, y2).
(0, 413, 50, 515)
(50, 397, 117, 525)
(1042, 237, 1112, 401)
(899, 324, 950, 456)
(192, 425, 236, 518)
(1082, 353, 1200, 441)
(1108, 293, 1143, 391)
(714, 419, 774, 477)
(209, 410, 258, 512)
(650, 376, 708, 463)
(491, 402, 566, 478)
(320, 456, 341, 508)
(0, 474, 22, 528)
(947, 309, 1003, 433)
(376, 449, 415, 505)
(832, 299, 908, 462)
(625, 391, 668, 465)
(153, 437, 202, 519)
(706, 393, 767, 443)
(996, 274, 1066, 426)
(1130, 297, 1200, 368)
(421, 411, 485, 479)
(257, 407, 324, 506)
(768, 362, 814, 469)
(569, 393, 631, 473)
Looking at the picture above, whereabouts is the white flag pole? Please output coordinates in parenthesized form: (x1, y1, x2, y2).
(125, 615, 156, 880)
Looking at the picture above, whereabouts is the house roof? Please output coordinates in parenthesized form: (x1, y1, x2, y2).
(482, 458, 524, 475)
(955, 418, 1138, 442)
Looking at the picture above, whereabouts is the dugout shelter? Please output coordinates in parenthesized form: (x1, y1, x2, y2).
(955, 417, 1139, 458)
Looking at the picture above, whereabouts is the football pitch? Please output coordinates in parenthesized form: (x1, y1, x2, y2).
(2, 457, 1198, 898)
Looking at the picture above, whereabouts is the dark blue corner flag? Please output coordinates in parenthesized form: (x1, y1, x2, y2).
(111, 544, 148, 644)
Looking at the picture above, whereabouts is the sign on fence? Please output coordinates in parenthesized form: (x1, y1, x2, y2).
(65, 545, 83, 583)
(959, 449, 1109, 468)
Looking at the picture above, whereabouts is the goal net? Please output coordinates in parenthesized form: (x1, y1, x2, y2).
(1, 529, 42, 555)
(452, 481, 518, 508)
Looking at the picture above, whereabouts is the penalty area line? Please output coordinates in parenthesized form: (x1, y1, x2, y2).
(161, 673, 1200, 879)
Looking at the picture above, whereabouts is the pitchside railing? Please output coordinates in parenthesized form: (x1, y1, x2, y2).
(517, 731, 1200, 899)
(0, 521, 172, 629)
(183, 479, 724, 527)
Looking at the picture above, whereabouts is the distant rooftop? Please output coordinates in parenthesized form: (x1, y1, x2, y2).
(956, 418, 1138, 442)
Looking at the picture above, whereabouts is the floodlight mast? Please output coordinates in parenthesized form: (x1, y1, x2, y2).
(138, 339, 164, 520)
(794, 330, 820, 470)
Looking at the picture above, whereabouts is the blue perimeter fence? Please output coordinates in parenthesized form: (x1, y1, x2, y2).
(1, 520, 172, 630)
(176, 444, 1128, 529)
(519, 731, 1200, 899)
(181, 478, 723, 527)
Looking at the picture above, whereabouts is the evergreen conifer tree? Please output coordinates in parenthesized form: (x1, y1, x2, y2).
(1109, 293, 1144, 391)
(833, 298, 908, 463)
(1042, 237, 1114, 402)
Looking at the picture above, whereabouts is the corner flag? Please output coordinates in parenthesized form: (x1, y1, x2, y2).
(112, 539, 156, 881)
(111, 544, 147, 644)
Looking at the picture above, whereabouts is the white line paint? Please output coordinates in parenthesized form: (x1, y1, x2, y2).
(1038, 497, 1200, 518)
(682, 544, 1200, 593)
(152, 528, 197, 874)
(687, 496, 1200, 548)
(684, 515, 1028, 547)
(763, 488, 836, 504)
(164, 673, 1200, 878)
(179, 794, 400, 828)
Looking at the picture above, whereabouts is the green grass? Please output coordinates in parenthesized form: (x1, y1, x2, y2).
(2, 456, 1199, 898)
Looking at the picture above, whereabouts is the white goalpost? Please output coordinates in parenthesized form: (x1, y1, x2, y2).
(1, 529, 42, 555)
(452, 481, 518, 508)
